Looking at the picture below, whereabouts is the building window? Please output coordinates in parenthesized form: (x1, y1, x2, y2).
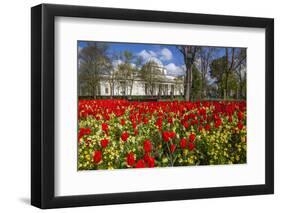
(120, 82, 126, 95)
(158, 84, 162, 96)
(171, 85, 174, 95)
(164, 84, 168, 95)
(105, 87, 109, 94)
(152, 83, 155, 95)
(145, 83, 148, 95)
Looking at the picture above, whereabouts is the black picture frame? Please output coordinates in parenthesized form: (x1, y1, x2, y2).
(31, 3, 274, 209)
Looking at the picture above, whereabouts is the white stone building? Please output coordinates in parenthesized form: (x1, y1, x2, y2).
(98, 76, 184, 97)
(79, 63, 184, 97)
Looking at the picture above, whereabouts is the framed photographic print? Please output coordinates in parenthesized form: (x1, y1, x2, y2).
(31, 3, 274, 209)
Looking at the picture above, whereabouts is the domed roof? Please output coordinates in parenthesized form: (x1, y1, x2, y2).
(148, 56, 163, 66)
(147, 57, 167, 75)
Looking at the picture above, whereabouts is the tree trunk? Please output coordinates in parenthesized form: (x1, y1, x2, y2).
(239, 80, 243, 99)
(129, 80, 134, 97)
(185, 65, 192, 101)
(220, 83, 224, 99)
(238, 67, 243, 100)
(224, 48, 229, 100)
(93, 85, 97, 99)
(178, 45, 197, 101)
(184, 67, 191, 101)
(109, 82, 113, 99)
(224, 72, 229, 100)
(201, 73, 205, 99)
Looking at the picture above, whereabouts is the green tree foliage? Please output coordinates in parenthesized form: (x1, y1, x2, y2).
(209, 56, 227, 98)
(209, 48, 246, 100)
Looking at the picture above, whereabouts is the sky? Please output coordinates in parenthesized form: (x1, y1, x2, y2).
(78, 41, 227, 77)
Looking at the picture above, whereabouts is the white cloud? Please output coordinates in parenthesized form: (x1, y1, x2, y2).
(112, 59, 123, 69)
(165, 63, 186, 76)
(137, 48, 173, 64)
(149, 57, 164, 67)
(137, 50, 163, 67)
(130, 63, 136, 68)
(112, 60, 137, 71)
(137, 48, 184, 76)
(160, 48, 173, 61)
(148, 50, 157, 57)
(137, 50, 157, 61)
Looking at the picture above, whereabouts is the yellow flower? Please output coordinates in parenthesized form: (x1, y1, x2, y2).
(162, 157, 168, 164)
(183, 149, 188, 156)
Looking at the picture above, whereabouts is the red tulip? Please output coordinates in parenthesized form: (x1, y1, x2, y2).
(127, 152, 135, 166)
(237, 122, 243, 130)
(147, 157, 155, 168)
(100, 139, 109, 148)
(170, 144, 176, 153)
(93, 150, 102, 163)
(143, 140, 152, 153)
(205, 124, 211, 131)
(189, 133, 196, 143)
(162, 131, 170, 142)
(188, 143, 195, 151)
(120, 119, 126, 126)
(135, 159, 145, 168)
(180, 138, 187, 149)
(121, 132, 129, 142)
(102, 123, 108, 132)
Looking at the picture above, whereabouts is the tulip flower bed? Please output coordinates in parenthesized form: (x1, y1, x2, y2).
(78, 99, 246, 170)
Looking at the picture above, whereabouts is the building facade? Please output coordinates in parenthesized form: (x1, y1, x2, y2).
(79, 64, 184, 97)
(100, 77, 183, 97)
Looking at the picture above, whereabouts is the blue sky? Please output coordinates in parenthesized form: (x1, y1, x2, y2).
(78, 41, 226, 77)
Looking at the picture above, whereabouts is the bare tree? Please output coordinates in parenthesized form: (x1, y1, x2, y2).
(140, 60, 164, 96)
(224, 48, 235, 99)
(107, 66, 116, 99)
(78, 42, 111, 98)
(224, 47, 247, 99)
(113, 51, 136, 97)
(233, 48, 247, 99)
(197, 47, 215, 99)
(177, 46, 198, 101)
